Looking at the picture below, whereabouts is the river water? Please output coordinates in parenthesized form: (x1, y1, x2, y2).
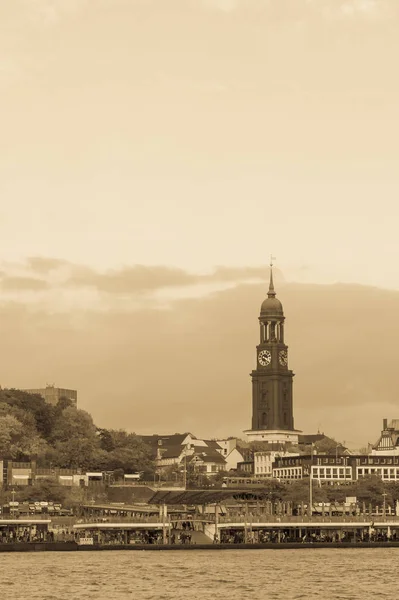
(2, 548, 395, 599)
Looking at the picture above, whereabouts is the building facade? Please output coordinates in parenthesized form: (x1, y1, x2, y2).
(371, 418, 399, 455)
(244, 264, 300, 444)
(214, 438, 246, 470)
(254, 450, 299, 478)
(23, 384, 77, 407)
(272, 453, 399, 483)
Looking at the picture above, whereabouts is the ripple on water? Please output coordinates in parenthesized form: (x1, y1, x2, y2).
(0, 549, 396, 599)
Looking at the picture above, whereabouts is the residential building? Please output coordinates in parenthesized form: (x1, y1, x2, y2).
(189, 451, 227, 475)
(214, 438, 245, 470)
(236, 460, 254, 475)
(140, 432, 228, 476)
(371, 418, 399, 455)
(254, 450, 299, 478)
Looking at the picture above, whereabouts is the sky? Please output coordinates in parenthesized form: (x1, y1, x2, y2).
(1, 0, 399, 447)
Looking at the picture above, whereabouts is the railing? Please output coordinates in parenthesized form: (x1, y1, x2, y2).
(76, 516, 164, 524)
(0, 514, 51, 521)
(218, 514, 399, 524)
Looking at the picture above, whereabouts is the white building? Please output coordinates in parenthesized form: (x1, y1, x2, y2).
(214, 438, 246, 471)
(254, 450, 299, 478)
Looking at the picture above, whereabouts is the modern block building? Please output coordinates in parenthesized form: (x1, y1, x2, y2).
(23, 384, 77, 407)
(272, 453, 399, 483)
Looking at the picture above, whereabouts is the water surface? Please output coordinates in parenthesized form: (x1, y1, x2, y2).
(2, 548, 396, 599)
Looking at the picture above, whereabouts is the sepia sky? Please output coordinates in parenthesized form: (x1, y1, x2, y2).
(1, 0, 399, 446)
(1, 0, 399, 287)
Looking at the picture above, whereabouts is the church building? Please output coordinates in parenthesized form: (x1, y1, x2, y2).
(244, 264, 301, 446)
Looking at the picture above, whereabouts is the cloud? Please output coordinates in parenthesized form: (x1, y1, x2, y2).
(22, 0, 88, 26)
(0, 279, 397, 447)
(200, 0, 239, 11)
(340, 0, 378, 16)
(63, 263, 275, 295)
(313, 0, 384, 20)
(157, 73, 228, 94)
(1, 258, 275, 299)
(67, 265, 198, 294)
(0, 276, 48, 292)
(26, 256, 70, 274)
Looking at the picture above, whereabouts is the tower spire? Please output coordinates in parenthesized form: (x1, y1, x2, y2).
(268, 255, 276, 298)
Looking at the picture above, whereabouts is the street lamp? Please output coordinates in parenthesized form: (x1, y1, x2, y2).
(309, 444, 314, 518)
(382, 491, 387, 521)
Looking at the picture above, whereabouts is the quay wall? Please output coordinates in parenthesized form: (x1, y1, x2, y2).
(3, 542, 399, 552)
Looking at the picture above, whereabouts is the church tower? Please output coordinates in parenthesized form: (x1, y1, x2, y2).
(245, 262, 300, 444)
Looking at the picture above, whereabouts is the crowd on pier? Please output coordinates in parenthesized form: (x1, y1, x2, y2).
(0, 528, 76, 544)
(219, 527, 399, 544)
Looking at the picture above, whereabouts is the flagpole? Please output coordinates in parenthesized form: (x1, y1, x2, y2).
(309, 443, 314, 518)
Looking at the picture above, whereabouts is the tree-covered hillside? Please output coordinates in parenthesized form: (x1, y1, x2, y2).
(0, 388, 154, 475)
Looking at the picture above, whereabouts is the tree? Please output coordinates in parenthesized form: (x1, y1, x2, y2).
(97, 428, 115, 452)
(0, 413, 48, 459)
(280, 480, 328, 504)
(51, 406, 97, 443)
(0, 388, 154, 475)
(17, 478, 67, 504)
(95, 429, 153, 473)
(55, 396, 74, 413)
(52, 437, 99, 470)
(313, 437, 346, 456)
(355, 475, 386, 505)
(0, 389, 55, 440)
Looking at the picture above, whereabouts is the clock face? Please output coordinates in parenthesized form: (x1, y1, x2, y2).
(258, 349, 271, 367)
(279, 350, 288, 366)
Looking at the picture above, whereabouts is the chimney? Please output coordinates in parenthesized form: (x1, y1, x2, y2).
(383, 418, 388, 430)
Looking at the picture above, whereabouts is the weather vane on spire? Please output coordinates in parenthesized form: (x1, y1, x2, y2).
(268, 255, 277, 297)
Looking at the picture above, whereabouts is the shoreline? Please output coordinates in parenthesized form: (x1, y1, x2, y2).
(2, 541, 399, 552)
